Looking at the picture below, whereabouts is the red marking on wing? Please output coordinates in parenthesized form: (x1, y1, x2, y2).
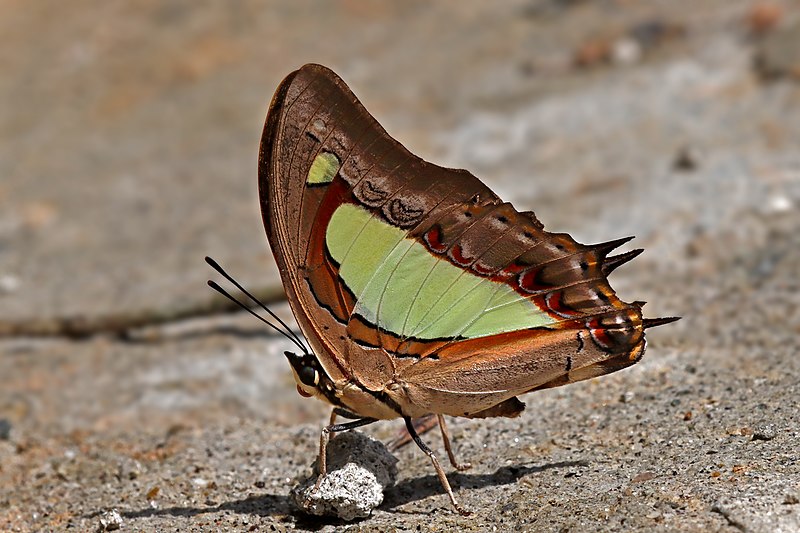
(545, 291, 583, 319)
(472, 261, 497, 276)
(449, 244, 472, 266)
(586, 316, 613, 350)
(424, 225, 448, 254)
(503, 262, 527, 275)
(518, 267, 551, 293)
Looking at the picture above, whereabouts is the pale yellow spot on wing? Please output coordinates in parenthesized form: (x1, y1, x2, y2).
(307, 152, 340, 185)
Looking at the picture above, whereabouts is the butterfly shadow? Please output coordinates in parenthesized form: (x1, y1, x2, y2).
(383, 459, 588, 511)
(119, 492, 293, 521)
(289, 460, 588, 528)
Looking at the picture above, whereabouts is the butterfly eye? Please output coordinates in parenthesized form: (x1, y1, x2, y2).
(284, 351, 321, 388)
(296, 364, 319, 387)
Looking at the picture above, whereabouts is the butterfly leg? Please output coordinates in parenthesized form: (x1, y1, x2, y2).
(404, 416, 470, 516)
(311, 412, 378, 494)
(436, 414, 471, 471)
(387, 414, 438, 451)
(328, 407, 362, 426)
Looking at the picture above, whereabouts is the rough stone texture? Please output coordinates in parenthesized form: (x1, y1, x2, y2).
(291, 431, 398, 521)
(1, 1, 799, 532)
(97, 509, 124, 531)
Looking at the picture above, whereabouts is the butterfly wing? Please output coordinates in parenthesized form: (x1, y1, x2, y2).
(260, 63, 456, 418)
(259, 64, 665, 420)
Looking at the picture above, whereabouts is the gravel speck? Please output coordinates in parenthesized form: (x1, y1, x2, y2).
(752, 423, 777, 441)
(97, 509, 123, 531)
(620, 391, 635, 403)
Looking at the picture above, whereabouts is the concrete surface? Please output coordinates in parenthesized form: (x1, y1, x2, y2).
(1, 1, 799, 531)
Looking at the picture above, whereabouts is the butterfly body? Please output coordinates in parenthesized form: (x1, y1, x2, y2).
(257, 63, 677, 513)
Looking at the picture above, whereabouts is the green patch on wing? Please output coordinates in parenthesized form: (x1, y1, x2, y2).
(326, 203, 554, 340)
(307, 152, 340, 185)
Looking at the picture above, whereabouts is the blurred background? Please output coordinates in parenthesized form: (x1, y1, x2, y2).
(1, 1, 799, 531)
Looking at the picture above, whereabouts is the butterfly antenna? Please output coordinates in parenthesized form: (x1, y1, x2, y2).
(207, 279, 308, 353)
(205, 257, 309, 354)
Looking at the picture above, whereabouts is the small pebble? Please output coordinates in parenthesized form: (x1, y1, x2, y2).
(673, 146, 701, 172)
(752, 423, 777, 441)
(767, 195, 792, 213)
(621, 391, 635, 403)
(784, 492, 799, 505)
(98, 509, 123, 531)
(145, 486, 160, 500)
(612, 37, 642, 65)
(0, 275, 20, 294)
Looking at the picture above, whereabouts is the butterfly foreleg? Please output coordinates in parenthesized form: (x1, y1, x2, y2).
(311, 412, 378, 494)
(329, 407, 363, 423)
(436, 414, 472, 472)
(317, 407, 374, 470)
(404, 416, 470, 516)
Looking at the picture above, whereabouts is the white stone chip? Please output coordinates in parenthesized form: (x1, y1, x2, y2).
(98, 509, 123, 531)
(291, 430, 398, 521)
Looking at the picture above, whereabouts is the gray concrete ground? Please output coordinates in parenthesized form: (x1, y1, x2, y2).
(1, 1, 799, 531)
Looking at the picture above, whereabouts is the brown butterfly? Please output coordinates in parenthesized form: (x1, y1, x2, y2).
(212, 63, 678, 515)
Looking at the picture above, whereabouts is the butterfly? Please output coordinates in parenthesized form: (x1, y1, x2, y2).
(210, 63, 678, 515)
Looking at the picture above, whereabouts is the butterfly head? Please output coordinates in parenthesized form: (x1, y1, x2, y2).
(284, 350, 324, 398)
